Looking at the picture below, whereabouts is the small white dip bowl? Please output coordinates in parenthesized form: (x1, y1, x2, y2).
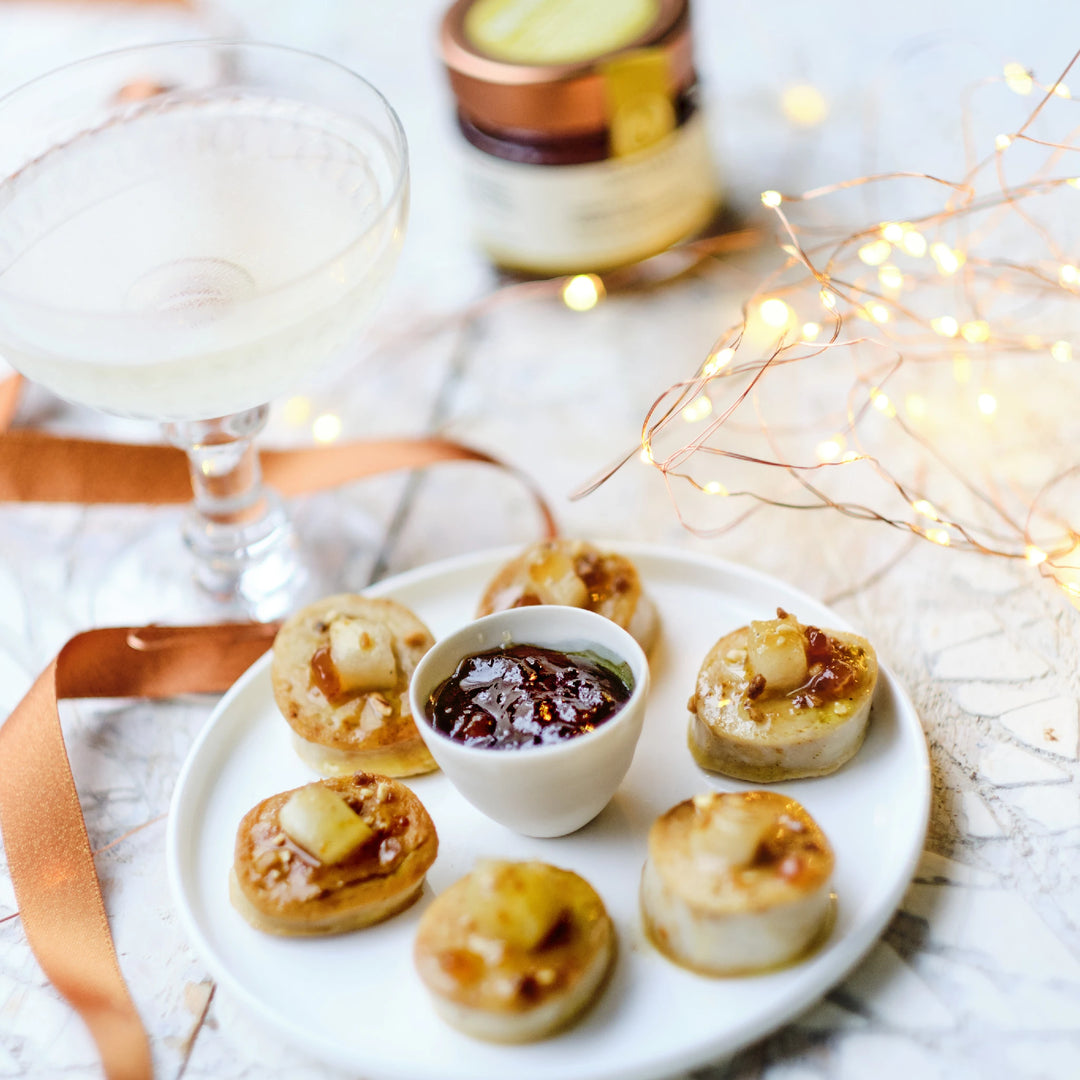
(409, 606, 650, 837)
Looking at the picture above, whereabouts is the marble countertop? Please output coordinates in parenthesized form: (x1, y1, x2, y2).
(2, 2, 1080, 1078)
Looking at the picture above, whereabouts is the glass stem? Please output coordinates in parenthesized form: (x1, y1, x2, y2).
(163, 405, 300, 618)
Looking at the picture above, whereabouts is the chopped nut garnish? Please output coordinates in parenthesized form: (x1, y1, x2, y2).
(379, 836, 402, 866)
(464, 933, 506, 967)
(778, 855, 803, 880)
(747, 674, 767, 699)
(493, 975, 521, 1001)
(253, 849, 279, 871)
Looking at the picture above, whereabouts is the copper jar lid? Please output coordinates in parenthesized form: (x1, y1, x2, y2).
(440, 0, 695, 139)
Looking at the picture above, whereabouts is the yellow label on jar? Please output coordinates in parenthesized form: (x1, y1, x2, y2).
(464, 0, 660, 65)
(602, 48, 675, 156)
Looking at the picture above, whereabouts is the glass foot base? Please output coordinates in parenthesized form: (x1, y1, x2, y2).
(181, 495, 313, 622)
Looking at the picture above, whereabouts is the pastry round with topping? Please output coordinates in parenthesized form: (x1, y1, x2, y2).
(476, 539, 658, 652)
(414, 859, 615, 1042)
(230, 773, 438, 936)
(641, 791, 834, 975)
(272, 594, 437, 777)
(688, 609, 878, 781)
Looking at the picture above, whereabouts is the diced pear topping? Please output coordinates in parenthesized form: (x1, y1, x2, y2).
(328, 616, 398, 693)
(691, 799, 774, 871)
(467, 860, 566, 951)
(527, 550, 589, 608)
(747, 615, 808, 692)
(279, 784, 374, 864)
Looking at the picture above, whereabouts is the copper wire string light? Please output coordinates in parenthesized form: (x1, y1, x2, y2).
(564, 50, 1080, 603)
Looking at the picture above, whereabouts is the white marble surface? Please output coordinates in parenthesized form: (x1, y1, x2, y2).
(3, 1, 1080, 1078)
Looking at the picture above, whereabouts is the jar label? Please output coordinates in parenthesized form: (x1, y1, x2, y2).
(459, 110, 718, 275)
(464, 0, 661, 65)
(601, 49, 676, 156)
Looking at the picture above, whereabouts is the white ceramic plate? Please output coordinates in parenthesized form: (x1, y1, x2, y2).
(167, 544, 930, 1080)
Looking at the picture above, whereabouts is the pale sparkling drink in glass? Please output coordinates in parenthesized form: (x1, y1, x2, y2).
(0, 42, 409, 618)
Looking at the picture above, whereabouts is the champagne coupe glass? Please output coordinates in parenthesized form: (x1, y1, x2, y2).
(0, 41, 408, 620)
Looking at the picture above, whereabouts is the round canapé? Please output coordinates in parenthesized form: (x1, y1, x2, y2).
(641, 790, 834, 975)
(414, 859, 615, 1042)
(272, 594, 437, 777)
(688, 608, 878, 781)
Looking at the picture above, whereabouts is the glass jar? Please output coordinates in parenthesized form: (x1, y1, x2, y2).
(440, 0, 719, 275)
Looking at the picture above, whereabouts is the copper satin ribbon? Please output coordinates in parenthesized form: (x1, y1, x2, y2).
(0, 373, 557, 1078)
(0, 624, 279, 1080)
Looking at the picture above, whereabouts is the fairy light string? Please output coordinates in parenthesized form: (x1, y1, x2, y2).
(569, 50, 1080, 604)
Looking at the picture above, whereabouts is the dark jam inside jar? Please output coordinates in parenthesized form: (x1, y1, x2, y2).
(456, 88, 700, 167)
(427, 643, 633, 749)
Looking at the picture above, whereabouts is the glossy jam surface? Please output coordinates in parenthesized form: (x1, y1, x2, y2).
(427, 644, 633, 749)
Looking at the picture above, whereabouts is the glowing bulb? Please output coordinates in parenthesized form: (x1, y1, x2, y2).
(878, 264, 904, 290)
(978, 392, 998, 416)
(1069, 178, 1080, 189)
(961, 320, 991, 344)
(816, 436, 845, 462)
(312, 413, 342, 443)
(1067, 582, 1080, 598)
(926, 528, 951, 546)
(640, 445, 654, 464)
(871, 390, 895, 417)
(801, 321, 821, 341)
(759, 298, 792, 328)
(913, 500, 939, 520)
(932, 316, 959, 337)
(953, 354, 972, 384)
(995, 134, 1012, 150)
(761, 189, 783, 208)
(1060, 264, 1079, 286)
(283, 396, 311, 425)
(562, 274, 604, 311)
(930, 244, 963, 275)
(704, 481, 728, 496)
(820, 288, 837, 311)
(858, 240, 891, 266)
(1051, 340, 1073, 363)
(1055, 82, 1072, 99)
(906, 394, 927, 418)
(868, 303, 890, 323)
(703, 347, 735, 376)
(901, 230, 927, 258)
(1025, 545, 1048, 565)
(682, 395, 713, 422)
(841, 451, 861, 463)
(881, 222, 905, 243)
(781, 83, 828, 126)
(1004, 62, 1034, 95)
